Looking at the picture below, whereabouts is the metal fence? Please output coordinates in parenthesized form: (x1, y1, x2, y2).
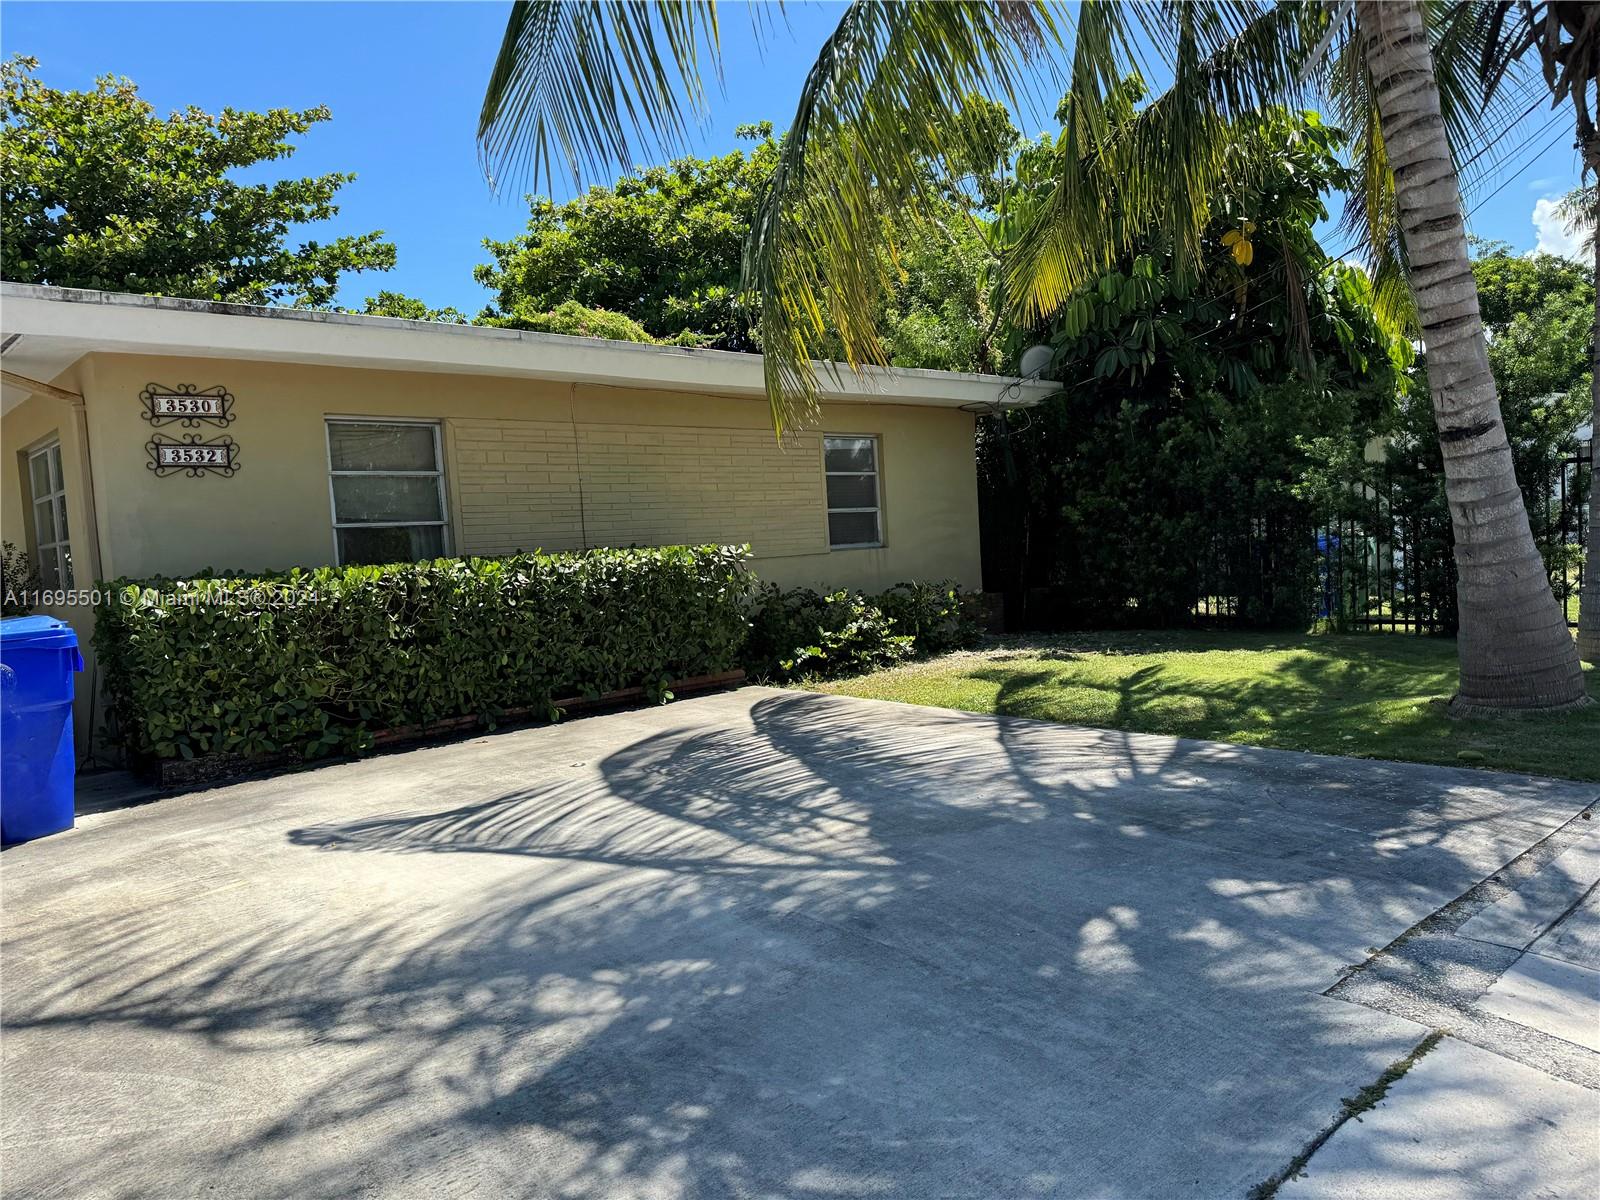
(1317, 441, 1589, 633)
(1194, 441, 1590, 633)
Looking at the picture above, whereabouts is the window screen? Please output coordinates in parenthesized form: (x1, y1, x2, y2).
(27, 441, 72, 588)
(823, 436, 881, 549)
(327, 421, 448, 565)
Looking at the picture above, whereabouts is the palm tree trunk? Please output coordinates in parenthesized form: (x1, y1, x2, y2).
(1355, 0, 1587, 710)
(1579, 214, 1600, 664)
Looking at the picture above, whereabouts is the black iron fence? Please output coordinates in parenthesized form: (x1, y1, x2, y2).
(1193, 441, 1590, 634)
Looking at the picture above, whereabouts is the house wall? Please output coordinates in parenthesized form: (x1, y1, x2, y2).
(1, 368, 102, 744)
(3, 351, 984, 756)
(7, 352, 982, 594)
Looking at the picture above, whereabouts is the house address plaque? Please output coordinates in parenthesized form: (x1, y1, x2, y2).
(141, 383, 240, 477)
(147, 433, 240, 478)
(140, 383, 236, 428)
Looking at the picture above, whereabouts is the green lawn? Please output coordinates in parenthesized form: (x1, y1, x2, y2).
(808, 631, 1600, 782)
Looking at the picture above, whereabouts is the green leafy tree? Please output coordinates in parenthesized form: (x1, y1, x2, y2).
(983, 108, 1408, 626)
(359, 291, 467, 324)
(0, 56, 394, 307)
(477, 124, 778, 350)
(479, 115, 1007, 369)
(876, 204, 1001, 373)
(1472, 244, 1593, 517)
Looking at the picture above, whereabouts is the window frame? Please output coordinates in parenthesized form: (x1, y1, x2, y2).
(823, 434, 884, 551)
(27, 439, 72, 588)
(324, 418, 451, 565)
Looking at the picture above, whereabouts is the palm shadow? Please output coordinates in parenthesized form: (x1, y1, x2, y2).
(3, 690, 1591, 1198)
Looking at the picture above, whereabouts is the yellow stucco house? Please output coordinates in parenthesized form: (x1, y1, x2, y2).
(2, 283, 1050, 741)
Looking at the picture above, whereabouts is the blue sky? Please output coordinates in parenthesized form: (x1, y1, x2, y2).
(3, 1, 1589, 312)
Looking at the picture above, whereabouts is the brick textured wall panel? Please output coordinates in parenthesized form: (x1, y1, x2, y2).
(450, 418, 586, 555)
(449, 417, 827, 560)
(576, 424, 825, 558)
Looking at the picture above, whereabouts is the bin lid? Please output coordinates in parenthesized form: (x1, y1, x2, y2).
(0, 615, 80, 650)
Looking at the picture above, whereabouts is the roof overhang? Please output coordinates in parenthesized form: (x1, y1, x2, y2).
(1, 283, 1057, 416)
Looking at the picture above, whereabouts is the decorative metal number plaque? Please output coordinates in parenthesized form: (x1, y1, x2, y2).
(147, 433, 240, 478)
(141, 383, 236, 428)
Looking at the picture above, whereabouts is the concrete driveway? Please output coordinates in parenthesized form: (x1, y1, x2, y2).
(2, 687, 1596, 1199)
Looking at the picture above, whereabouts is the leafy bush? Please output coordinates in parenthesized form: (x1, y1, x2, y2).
(1, 541, 40, 616)
(482, 299, 657, 343)
(874, 581, 980, 656)
(743, 580, 977, 681)
(743, 585, 912, 681)
(94, 546, 751, 762)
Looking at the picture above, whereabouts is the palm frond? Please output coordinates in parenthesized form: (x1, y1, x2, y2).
(1474, 1, 1600, 150)
(1556, 182, 1597, 251)
(745, 0, 1059, 432)
(478, 0, 722, 193)
(1005, 0, 1322, 323)
(1327, 2, 1542, 333)
(1426, 1, 1544, 204)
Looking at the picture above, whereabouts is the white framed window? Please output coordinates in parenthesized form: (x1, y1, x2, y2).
(27, 440, 72, 587)
(326, 419, 450, 566)
(824, 435, 882, 549)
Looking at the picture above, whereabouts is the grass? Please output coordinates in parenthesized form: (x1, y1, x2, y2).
(808, 630, 1600, 782)
(1245, 1030, 1446, 1200)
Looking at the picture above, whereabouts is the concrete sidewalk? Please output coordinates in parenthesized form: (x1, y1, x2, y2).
(1281, 825, 1600, 1200)
(2, 688, 1596, 1199)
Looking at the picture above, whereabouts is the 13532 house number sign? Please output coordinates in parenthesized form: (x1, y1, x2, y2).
(146, 433, 240, 478)
(141, 383, 240, 477)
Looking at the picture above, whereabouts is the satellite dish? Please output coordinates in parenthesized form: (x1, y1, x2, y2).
(1018, 343, 1053, 379)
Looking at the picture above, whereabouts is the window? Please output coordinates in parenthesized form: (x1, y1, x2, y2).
(824, 435, 882, 549)
(27, 441, 72, 587)
(326, 420, 449, 565)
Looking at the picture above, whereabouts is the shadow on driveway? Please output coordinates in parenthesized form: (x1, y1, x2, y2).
(2, 689, 1593, 1199)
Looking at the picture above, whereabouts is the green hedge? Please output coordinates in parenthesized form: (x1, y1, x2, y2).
(94, 545, 751, 762)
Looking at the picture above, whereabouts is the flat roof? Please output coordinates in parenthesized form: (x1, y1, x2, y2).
(0, 283, 1056, 415)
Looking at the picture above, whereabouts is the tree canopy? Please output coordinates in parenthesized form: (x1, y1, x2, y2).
(0, 56, 394, 307)
(477, 112, 1010, 372)
(359, 291, 467, 324)
(478, 123, 776, 350)
(1473, 243, 1593, 463)
(981, 105, 1410, 627)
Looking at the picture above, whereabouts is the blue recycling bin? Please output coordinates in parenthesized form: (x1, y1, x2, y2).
(1, 616, 84, 845)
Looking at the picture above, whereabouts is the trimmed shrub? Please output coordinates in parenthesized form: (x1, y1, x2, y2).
(94, 545, 751, 762)
(743, 579, 977, 681)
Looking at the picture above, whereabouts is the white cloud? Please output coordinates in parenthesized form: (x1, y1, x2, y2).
(1531, 196, 1585, 260)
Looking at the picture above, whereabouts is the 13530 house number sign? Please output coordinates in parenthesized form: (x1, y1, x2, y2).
(140, 383, 236, 428)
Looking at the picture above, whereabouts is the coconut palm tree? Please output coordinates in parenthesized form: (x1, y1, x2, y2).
(1478, 3, 1600, 662)
(1579, 202, 1598, 664)
(1350, 0, 1581, 708)
(478, 0, 1587, 711)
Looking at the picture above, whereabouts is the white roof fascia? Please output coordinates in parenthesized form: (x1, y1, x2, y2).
(1, 284, 1057, 412)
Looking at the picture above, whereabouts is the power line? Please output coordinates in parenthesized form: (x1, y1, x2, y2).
(1320, 110, 1570, 266)
(1463, 117, 1572, 222)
